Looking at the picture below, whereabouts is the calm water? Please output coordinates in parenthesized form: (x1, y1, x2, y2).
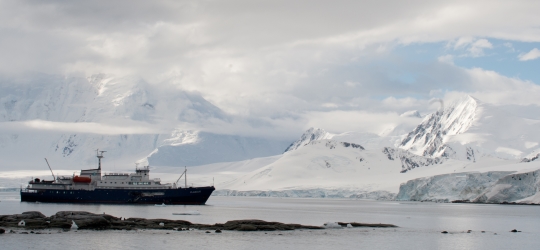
(1, 192, 539, 250)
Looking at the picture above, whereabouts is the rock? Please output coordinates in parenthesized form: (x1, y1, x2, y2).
(510, 229, 518, 232)
(73, 217, 110, 230)
(1, 211, 323, 232)
(205, 231, 211, 233)
(0, 228, 5, 234)
(21, 211, 46, 219)
(210, 219, 322, 231)
(441, 231, 448, 234)
(237, 225, 257, 231)
(467, 230, 472, 233)
(48, 220, 72, 229)
(481, 231, 485, 233)
(20, 232, 29, 234)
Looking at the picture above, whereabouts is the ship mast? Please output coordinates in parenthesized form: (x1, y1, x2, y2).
(96, 149, 106, 170)
(44, 158, 56, 181)
(174, 166, 188, 189)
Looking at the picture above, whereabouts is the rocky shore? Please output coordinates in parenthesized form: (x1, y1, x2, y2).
(0, 211, 397, 232)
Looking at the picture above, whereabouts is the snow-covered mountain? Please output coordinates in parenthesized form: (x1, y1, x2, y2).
(283, 127, 333, 152)
(400, 110, 421, 118)
(196, 95, 540, 203)
(0, 73, 289, 169)
(146, 130, 290, 166)
(284, 127, 401, 153)
(3, 82, 540, 204)
(399, 95, 540, 161)
(215, 139, 446, 196)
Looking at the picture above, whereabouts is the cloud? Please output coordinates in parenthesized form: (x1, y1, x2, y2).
(0, 1, 539, 79)
(448, 37, 493, 57)
(0, 1, 539, 140)
(442, 67, 540, 106)
(453, 37, 475, 49)
(303, 110, 421, 136)
(519, 48, 540, 61)
(0, 120, 161, 135)
(438, 54, 454, 64)
(467, 39, 493, 57)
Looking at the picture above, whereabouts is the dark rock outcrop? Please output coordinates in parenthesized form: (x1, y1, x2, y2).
(0, 211, 326, 231)
(197, 220, 323, 231)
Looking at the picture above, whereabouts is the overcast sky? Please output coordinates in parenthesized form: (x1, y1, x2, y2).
(1, 0, 540, 137)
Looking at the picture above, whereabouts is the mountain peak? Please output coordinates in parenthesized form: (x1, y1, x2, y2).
(400, 95, 479, 157)
(400, 110, 421, 118)
(284, 127, 333, 153)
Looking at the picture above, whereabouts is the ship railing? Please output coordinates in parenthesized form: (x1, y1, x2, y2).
(20, 188, 38, 193)
(104, 173, 129, 176)
(136, 166, 150, 171)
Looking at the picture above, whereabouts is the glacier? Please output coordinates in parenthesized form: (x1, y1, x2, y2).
(397, 168, 540, 204)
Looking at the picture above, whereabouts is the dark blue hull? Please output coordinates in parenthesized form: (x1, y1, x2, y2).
(20, 186, 215, 205)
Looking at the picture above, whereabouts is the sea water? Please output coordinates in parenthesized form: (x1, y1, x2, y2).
(0, 192, 539, 250)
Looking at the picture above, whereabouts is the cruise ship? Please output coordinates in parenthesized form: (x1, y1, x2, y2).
(20, 151, 215, 204)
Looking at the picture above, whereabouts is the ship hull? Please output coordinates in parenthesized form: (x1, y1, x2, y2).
(20, 186, 215, 205)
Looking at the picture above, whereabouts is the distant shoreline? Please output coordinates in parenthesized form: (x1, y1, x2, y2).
(1, 192, 539, 205)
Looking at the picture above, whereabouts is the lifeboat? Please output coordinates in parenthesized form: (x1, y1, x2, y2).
(73, 176, 92, 183)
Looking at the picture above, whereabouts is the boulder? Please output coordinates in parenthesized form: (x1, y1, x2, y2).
(73, 217, 111, 230)
(21, 211, 46, 219)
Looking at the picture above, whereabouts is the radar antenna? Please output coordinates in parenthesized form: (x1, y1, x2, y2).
(96, 149, 106, 170)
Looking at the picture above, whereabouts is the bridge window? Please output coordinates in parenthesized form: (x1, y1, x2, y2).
(128, 182, 151, 185)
